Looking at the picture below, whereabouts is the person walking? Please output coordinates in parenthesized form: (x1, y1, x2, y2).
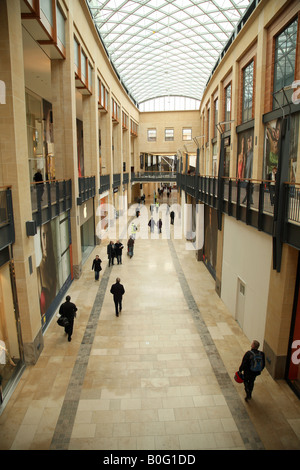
(110, 277, 125, 317)
(115, 240, 124, 264)
(58, 295, 77, 342)
(127, 236, 134, 258)
(239, 340, 265, 401)
(158, 218, 162, 233)
(170, 211, 175, 225)
(91, 254, 102, 280)
(107, 241, 115, 266)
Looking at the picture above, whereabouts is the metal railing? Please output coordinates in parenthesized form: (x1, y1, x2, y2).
(78, 176, 95, 204)
(285, 183, 300, 225)
(31, 179, 72, 226)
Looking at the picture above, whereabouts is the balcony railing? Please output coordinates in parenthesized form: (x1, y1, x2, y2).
(31, 179, 72, 227)
(99, 174, 110, 193)
(177, 173, 300, 250)
(78, 176, 95, 205)
(286, 183, 300, 225)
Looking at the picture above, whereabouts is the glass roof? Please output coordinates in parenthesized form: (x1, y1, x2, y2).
(87, 0, 252, 105)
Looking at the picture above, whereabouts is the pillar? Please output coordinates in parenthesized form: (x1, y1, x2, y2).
(0, 0, 44, 363)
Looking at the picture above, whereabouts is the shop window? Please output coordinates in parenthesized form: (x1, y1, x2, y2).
(26, 92, 45, 184)
(183, 128, 192, 141)
(148, 129, 156, 141)
(242, 61, 254, 122)
(273, 18, 298, 109)
(262, 112, 299, 182)
(287, 257, 300, 398)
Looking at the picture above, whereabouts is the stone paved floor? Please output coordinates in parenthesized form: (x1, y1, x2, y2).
(1, 198, 300, 451)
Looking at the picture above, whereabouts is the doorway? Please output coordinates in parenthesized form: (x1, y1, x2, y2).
(236, 277, 246, 328)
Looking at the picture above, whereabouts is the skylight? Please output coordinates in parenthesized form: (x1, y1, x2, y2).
(87, 0, 252, 104)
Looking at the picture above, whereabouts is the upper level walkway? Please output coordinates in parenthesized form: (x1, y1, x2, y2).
(0, 194, 300, 451)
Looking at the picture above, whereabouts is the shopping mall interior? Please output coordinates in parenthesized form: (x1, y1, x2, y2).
(0, 0, 300, 451)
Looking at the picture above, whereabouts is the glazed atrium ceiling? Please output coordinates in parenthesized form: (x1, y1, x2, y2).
(87, 0, 252, 109)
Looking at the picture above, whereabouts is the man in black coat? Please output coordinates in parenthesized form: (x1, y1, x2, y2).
(92, 254, 102, 280)
(239, 340, 265, 401)
(107, 241, 115, 266)
(59, 295, 78, 341)
(110, 277, 125, 317)
(114, 241, 124, 265)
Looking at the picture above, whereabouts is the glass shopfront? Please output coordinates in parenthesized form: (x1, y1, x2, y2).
(34, 212, 72, 329)
(0, 254, 24, 406)
(263, 112, 299, 182)
(26, 92, 55, 184)
(287, 255, 300, 398)
(203, 205, 218, 278)
(80, 199, 95, 263)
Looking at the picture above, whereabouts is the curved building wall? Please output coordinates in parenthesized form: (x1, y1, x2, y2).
(197, 0, 300, 383)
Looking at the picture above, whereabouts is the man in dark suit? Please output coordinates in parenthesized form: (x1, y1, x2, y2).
(59, 295, 77, 341)
(110, 277, 125, 317)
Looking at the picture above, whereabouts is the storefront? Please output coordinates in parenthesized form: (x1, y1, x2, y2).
(26, 91, 55, 183)
(286, 253, 300, 398)
(0, 248, 25, 406)
(80, 198, 95, 263)
(203, 205, 218, 278)
(34, 212, 72, 330)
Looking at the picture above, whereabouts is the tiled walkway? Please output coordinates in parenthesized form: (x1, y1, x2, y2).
(1, 199, 300, 450)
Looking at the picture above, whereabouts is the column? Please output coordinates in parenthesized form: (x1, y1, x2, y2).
(0, 0, 44, 363)
(264, 244, 298, 378)
(253, 26, 268, 179)
(51, 14, 81, 277)
(82, 69, 100, 243)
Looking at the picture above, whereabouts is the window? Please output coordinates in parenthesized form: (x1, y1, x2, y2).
(147, 129, 156, 141)
(182, 128, 192, 141)
(242, 61, 254, 122)
(206, 109, 210, 142)
(165, 128, 174, 141)
(81, 50, 87, 82)
(273, 18, 298, 108)
(40, 0, 53, 26)
(56, 4, 65, 47)
(88, 63, 92, 91)
(224, 84, 231, 131)
(74, 38, 79, 70)
(214, 99, 218, 138)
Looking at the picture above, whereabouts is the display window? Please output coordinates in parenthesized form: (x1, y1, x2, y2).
(203, 205, 218, 277)
(236, 128, 254, 180)
(263, 113, 299, 182)
(287, 256, 300, 398)
(34, 212, 71, 328)
(0, 260, 24, 404)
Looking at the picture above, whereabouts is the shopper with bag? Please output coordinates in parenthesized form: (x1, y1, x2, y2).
(58, 295, 78, 342)
(239, 340, 265, 402)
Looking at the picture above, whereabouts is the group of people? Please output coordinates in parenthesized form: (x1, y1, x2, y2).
(106, 240, 124, 266)
(58, 275, 126, 339)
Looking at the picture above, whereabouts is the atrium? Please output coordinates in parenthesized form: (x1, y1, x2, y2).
(0, 0, 299, 452)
